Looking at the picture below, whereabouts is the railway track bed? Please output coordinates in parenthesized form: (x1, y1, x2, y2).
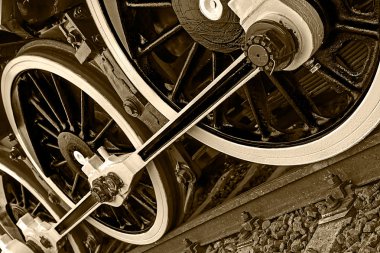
(131, 128, 380, 252)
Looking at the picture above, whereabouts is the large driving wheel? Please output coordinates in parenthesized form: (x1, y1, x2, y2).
(1, 41, 176, 244)
(87, 0, 380, 165)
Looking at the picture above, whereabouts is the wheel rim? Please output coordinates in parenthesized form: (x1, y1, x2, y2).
(1, 44, 173, 244)
(87, 0, 380, 165)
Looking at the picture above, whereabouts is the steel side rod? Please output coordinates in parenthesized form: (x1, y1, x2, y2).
(47, 54, 260, 240)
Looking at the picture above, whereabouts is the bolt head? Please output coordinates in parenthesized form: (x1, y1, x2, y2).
(40, 236, 53, 249)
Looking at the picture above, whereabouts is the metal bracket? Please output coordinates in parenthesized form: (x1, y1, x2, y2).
(318, 175, 355, 224)
(58, 5, 103, 64)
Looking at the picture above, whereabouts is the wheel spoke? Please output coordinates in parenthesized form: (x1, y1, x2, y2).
(20, 185, 26, 208)
(109, 206, 125, 229)
(28, 73, 67, 130)
(243, 78, 272, 140)
(30, 98, 61, 132)
(138, 24, 183, 57)
(137, 184, 156, 206)
(89, 119, 115, 145)
(51, 73, 76, 132)
(45, 143, 60, 150)
(131, 193, 156, 216)
(51, 160, 67, 168)
(70, 173, 81, 196)
(124, 203, 144, 229)
(79, 91, 94, 140)
(267, 73, 319, 130)
(125, 1, 171, 8)
(171, 42, 199, 101)
(31, 202, 42, 216)
(35, 121, 59, 139)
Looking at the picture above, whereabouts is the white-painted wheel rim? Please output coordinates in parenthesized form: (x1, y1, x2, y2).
(87, 0, 380, 165)
(1, 55, 170, 244)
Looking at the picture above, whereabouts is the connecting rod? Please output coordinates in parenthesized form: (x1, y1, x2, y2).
(27, 54, 260, 247)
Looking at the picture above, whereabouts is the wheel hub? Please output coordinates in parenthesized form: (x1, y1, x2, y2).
(172, 0, 244, 53)
(229, 0, 324, 70)
(244, 20, 297, 71)
(57, 132, 94, 172)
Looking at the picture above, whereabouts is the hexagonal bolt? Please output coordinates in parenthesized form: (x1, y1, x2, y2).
(73, 6, 90, 19)
(123, 97, 144, 117)
(39, 237, 53, 249)
(7, 133, 16, 142)
(9, 146, 24, 161)
(48, 192, 61, 205)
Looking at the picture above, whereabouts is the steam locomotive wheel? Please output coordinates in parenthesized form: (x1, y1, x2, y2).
(1, 41, 175, 244)
(0, 151, 85, 252)
(87, 0, 380, 165)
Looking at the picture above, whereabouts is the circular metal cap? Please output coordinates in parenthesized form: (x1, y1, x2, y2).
(73, 150, 87, 165)
(199, 0, 223, 20)
(245, 20, 297, 72)
(248, 44, 270, 67)
(57, 132, 94, 172)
